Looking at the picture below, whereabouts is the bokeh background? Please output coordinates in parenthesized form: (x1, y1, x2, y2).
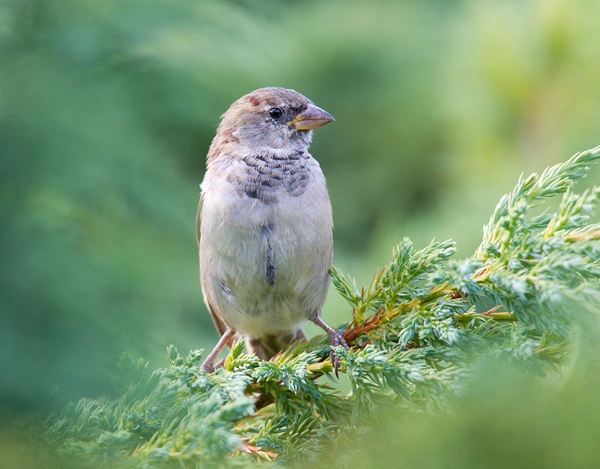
(1, 0, 599, 427)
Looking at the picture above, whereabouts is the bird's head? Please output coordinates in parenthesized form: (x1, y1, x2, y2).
(217, 87, 334, 152)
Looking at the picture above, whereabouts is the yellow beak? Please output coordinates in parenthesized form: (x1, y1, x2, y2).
(288, 104, 335, 130)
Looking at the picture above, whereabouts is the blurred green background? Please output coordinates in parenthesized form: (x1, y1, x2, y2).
(1, 0, 600, 422)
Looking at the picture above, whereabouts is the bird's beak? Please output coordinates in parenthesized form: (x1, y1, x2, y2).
(288, 104, 335, 130)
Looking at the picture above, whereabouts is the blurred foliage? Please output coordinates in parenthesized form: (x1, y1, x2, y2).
(1, 0, 599, 428)
(320, 356, 600, 469)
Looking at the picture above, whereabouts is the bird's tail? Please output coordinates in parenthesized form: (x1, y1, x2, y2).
(246, 329, 307, 361)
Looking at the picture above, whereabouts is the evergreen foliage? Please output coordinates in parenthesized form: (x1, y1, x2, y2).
(41, 147, 600, 467)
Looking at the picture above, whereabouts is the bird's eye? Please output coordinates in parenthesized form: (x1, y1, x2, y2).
(269, 107, 283, 119)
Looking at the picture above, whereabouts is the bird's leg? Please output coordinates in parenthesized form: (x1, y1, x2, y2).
(201, 328, 235, 373)
(310, 316, 349, 377)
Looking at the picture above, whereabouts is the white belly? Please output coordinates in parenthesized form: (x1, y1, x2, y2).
(199, 167, 333, 338)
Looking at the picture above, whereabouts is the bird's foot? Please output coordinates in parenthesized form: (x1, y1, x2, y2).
(201, 361, 215, 373)
(310, 316, 350, 377)
(201, 329, 235, 373)
(326, 329, 349, 377)
(200, 357, 226, 373)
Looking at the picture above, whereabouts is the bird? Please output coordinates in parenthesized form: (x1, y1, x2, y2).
(197, 87, 348, 373)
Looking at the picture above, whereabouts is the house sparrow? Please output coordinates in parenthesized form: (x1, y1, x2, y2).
(197, 87, 348, 373)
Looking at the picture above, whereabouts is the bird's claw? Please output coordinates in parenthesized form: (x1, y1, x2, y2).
(201, 329, 235, 374)
(327, 329, 349, 378)
(201, 356, 226, 374)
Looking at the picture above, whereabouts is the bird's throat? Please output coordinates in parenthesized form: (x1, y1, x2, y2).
(227, 150, 312, 204)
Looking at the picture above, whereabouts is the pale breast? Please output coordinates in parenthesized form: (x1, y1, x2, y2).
(199, 151, 333, 338)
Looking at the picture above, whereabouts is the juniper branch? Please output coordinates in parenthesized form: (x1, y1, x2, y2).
(42, 146, 600, 468)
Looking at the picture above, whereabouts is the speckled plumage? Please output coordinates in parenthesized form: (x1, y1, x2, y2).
(197, 87, 348, 370)
(226, 150, 312, 204)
